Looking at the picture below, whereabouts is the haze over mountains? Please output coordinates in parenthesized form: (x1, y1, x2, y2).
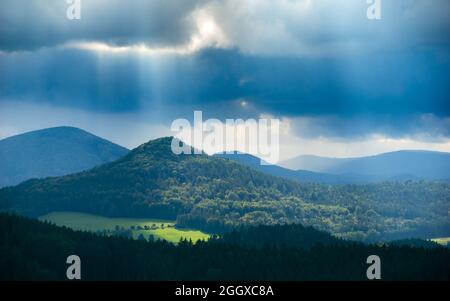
(0, 127, 129, 188)
(278, 151, 450, 183)
(220, 151, 450, 184)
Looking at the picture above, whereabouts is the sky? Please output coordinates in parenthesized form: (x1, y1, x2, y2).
(0, 0, 449, 160)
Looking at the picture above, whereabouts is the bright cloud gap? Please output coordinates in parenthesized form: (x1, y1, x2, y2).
(65, 9, 229, 56)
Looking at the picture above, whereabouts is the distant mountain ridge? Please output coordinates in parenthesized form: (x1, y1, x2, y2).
(280, 155, 352, 172)
(0, 127, 129, 188)
(218, 152, 450, 184)
(279, 150, 450, 182)
(216, 153, 356, 184)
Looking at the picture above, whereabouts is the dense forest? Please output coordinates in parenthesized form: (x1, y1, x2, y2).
(0, 137, 449, 242)
(1, 213, 449, 281)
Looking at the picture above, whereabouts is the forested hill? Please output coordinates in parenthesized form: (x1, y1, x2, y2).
(0, 137, 449, 242)
(1, 213, 449, 281)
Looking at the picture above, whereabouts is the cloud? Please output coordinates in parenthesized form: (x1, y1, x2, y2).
(1, 0, 449, 57)
(0, 0, 449, 142)
(205, 0, 450, 57)
(0, 0, 205, 52)
(1, 47, 448, 117)
(64, 5, 230, 55)
(285, 114, 450, 141)
(278, 130, 450, 159)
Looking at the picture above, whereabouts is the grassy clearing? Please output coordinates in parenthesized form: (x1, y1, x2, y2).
(39, 211, 210, 244)
(430, 237, 450, 246)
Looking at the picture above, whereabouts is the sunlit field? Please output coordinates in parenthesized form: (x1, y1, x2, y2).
(430, 237, 450, 247)
(39, 211, 210, 244)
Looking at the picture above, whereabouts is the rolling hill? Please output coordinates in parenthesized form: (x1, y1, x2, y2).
(0, 127, 129, 188)
(1, 137, 449, 242)
(279, 150, 450, 181)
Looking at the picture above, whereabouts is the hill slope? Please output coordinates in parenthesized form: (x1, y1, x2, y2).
(280, 151, 450, 181)
(0, 127, 129, 187)
(0, 137, 449, 242)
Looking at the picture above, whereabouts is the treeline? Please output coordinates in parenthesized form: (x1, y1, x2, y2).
(1, 213, 449, 281)
(175, 181, 450, 242)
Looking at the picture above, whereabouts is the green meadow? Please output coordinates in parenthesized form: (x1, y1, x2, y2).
(39, 211, 210, 244)
(430, 237, 450, 246)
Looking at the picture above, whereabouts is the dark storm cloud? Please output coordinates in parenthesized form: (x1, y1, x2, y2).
(1, 0, 449, 55)
(0, 0, 449, 140)
(0, 0, 204, 52)
(0, 47, 448, 123)
(288, 114, 450, 141)
(0, 48, 142, 112)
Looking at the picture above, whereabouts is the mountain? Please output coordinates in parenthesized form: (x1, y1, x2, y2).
(1, 137, 449, 242)
(280, 155, 352, 172)
(0, 127, 129, 188)
(280, 151, 450, 181)
(216, 153, 388, 184)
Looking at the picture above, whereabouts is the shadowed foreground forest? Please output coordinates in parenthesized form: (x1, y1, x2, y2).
(1, 213, 449, 281)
